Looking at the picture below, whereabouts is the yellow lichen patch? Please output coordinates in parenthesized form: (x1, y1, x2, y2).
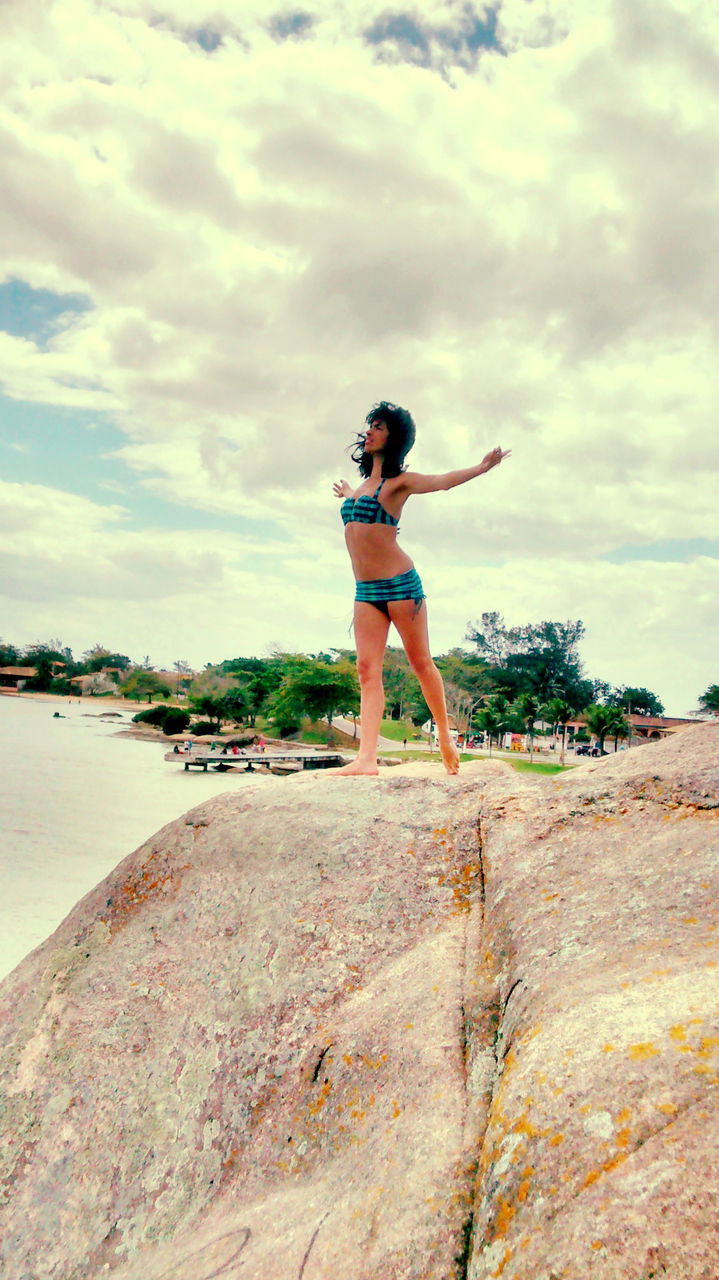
(493, 1198, 516, 1238)
(492, 1246, 513, 1277)
(517, 1166, 534, 1201)
(683, 917, 699, 925)
(101, 852, 192, 936)
(513, 1115, 540, 1139)
(549, 1133, 564, 1147)
(392, 1101, 401, 1118)
(308, 1082, 332, 1116)
(698, 1036, 719, 1053)
(582, 1150, 629, 1189)
(615, 1128, 631, 1149)
(657, 1103, 678, 1116)
(628, 1042, 658, 1060)
(591, 1241, 604, 1251)
(602, 1042, 616, 1053)
(616, 1108, 631, 1125)
(669, 1024, 687, 1042)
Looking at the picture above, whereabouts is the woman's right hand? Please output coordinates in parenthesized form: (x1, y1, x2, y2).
(333, 479, 353, 499)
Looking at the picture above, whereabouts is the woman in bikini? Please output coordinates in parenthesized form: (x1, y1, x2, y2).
(333, 401, 510, 775)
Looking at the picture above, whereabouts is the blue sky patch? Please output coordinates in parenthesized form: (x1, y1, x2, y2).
(604, 538, 719, 564)
(0, 279, 91, 350)
(194, 26, 224, 52)
(0, 393, 286, 539)
(269, 11, 315, 41)
(365, 5, 502, 67)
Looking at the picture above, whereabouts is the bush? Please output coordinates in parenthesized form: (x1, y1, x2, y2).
(190, 720, 217, 736)
(132, 705, 172, 727)
(161, 708, 190, 735)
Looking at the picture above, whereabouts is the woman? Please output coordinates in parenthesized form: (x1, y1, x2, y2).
(333, 401, 510, 775)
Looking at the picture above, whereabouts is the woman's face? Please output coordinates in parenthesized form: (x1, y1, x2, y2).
(364, 419, 389, 454)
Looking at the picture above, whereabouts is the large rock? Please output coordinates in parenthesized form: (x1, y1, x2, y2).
(1, 724, 717, 1279)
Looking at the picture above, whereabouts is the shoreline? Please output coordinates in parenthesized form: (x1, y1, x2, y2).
(0, 690, 151, 713)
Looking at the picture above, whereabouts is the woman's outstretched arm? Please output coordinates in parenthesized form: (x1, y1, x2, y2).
(401, 446, 511, 495)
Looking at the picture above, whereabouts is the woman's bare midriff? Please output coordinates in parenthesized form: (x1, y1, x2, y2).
(344, 524, 414, 582)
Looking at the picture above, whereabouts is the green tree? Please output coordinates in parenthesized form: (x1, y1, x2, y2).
(222, 687, 249, 725)
(120, 669, 172, 703)
(210, 656, 286, 726)
(465, 613, 589, 704)
(24, 656, 54, 692)
(608, 685, 665, 716)
(172, 659, 193, 694)
(475, 706, 501, 756)
(273, 660, 360, 737)
(0, 640, 19, 666)
(698, 684, 719, 716)
(81, 645, 132, 674)
(514, 692, 541, 759)
(190, 694, 228, 730)
(542, 697, 574, 766)
(381, 647, 421, 722)
(584, 704, 627, 753)
(609, 710, 629, 751)
(22, 639, 73, 666)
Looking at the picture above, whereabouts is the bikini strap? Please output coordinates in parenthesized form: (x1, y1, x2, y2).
(374, 478, 386, 496)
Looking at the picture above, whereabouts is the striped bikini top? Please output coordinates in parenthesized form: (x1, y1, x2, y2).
(341, 479, 399, 528)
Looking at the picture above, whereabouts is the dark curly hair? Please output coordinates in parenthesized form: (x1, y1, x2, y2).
(350, 402, 417, 478)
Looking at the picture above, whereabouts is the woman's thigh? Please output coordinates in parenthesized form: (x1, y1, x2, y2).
(354, 601, 391, 673)
(386, 598, 433, 667)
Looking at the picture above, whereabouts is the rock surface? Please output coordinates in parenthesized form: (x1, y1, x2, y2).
(1, 723, 717, 1279)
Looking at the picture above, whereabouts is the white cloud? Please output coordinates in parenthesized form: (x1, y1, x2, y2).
(1, 0, 717, 712)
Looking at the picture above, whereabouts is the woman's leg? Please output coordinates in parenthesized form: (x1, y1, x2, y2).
(331, 600, 390, 775)
(388, 599, 460, 775)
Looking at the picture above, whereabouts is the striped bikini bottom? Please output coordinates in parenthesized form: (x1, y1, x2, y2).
(355, 567, 425, 617)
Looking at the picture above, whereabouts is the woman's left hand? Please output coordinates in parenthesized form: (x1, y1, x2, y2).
(333, 479, 353, 499)
(482, 446, 511, 471)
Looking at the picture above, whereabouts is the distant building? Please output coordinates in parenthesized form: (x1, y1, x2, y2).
(626, 713, 699, 741)
(565, 712, 701, 745)
(0, 666, 37, 691)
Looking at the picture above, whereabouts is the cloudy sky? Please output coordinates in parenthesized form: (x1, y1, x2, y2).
(1, 0, 717, 714)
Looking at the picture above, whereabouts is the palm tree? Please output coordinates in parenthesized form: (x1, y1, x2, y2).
(476, 707, 501, 756)
(488, 693, 511, 748)
(608, 707, 629, 751)
(173, 659, 192, 697)
(514, 692, 541, 760)
(584, 704, 627, 754)
(542, 697, 574, 766)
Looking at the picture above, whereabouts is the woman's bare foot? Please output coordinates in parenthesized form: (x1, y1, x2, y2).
(439, 738, 460, 775)
(326, 758, 379, 776)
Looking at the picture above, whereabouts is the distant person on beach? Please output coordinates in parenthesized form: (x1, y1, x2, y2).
(333, 401, 509, 775)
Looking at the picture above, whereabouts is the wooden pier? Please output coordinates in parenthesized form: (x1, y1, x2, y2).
(164, 749, 347, 773)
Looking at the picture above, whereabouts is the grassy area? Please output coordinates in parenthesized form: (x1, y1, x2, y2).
(508, 759, 572, 775)
(379, 718, 425, 742)
(296, 720, 358, 749)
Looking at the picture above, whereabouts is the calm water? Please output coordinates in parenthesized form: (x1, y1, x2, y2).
(0, 697, 266, 982)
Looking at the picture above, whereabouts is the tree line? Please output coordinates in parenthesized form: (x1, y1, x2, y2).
(2, 625, 717, 747)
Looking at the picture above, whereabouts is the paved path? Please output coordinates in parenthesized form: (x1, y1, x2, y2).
(332, 716, 418, 751)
